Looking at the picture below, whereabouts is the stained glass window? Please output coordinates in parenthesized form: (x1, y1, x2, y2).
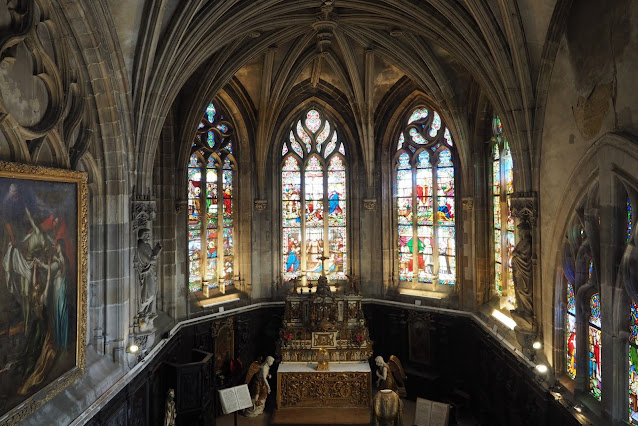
(282, 109, 346, 282)
(629, 197, 633, 243)
(396, 106, 456, 286)
(188, 102, 235, 293)
(630, 302, 638, 423)
(492, 116, 515, 297)
(566, 280, 576, 379)
(589, 292, 602, 400)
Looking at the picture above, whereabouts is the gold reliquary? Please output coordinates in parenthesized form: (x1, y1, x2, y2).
(317, 348, 330, 370)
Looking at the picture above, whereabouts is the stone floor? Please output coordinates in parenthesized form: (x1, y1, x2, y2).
(216, 399, 417, 426)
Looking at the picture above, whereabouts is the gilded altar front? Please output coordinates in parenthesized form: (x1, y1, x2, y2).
(277, 363, 371, 408)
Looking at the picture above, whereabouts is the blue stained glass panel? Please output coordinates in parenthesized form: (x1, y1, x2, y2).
(408, 108, 428, 124)
(590, 293, 601, 327)
(206, 103, 216, 122)
(410, 128, 427, 145)
(429, 112, 441, 137)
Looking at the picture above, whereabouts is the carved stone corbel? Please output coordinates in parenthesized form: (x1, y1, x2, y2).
(254, 199, 267, 212)
(132, 198, 157, 233)
(509, 192, 537, 226)
(461, 197, 474, 211)
(175, 199, 188, 214)
(363, 199, 377, 211)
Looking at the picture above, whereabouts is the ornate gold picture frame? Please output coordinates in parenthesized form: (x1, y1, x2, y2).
(0, 161, 87, 425)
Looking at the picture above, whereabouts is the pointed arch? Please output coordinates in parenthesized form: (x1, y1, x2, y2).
(280, 107, 348, 283)
(391, 104, 457, 289)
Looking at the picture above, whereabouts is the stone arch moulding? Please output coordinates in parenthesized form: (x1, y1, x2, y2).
(548, 132, 638, 369)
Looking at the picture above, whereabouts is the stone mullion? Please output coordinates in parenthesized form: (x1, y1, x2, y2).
(432, 162, 440, 287)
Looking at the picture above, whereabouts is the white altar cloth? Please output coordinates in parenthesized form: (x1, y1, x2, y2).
(277, 362, 371, 373)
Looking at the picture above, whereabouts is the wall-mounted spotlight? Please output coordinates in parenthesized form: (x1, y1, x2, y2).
(532, 340, 542, 350)
(127, 343, 139, 354)
(574, 404, 583, 413)
(535, 364, 548, 374)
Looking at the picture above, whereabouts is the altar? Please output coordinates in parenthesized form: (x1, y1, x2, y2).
(277, 362, 371, 408)
(276, 275, 373, 409)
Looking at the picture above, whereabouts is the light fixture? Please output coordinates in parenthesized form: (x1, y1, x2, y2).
(127, 343, 139, 354)
(532, 340, 542, 350)
(574, 404, 583, 413)
(535, 364, 548, 374)
(491, 309, 517, 330)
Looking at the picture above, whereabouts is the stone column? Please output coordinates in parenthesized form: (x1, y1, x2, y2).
(461, 197, 475, 310)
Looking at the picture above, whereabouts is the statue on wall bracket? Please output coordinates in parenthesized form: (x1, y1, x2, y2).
(509, 193, 537, 332)
(131, 197, 161, 333)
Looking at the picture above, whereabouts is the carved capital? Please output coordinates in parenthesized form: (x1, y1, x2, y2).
(132, 198, 157, 232)
(175, 199, 188, 214)
(363, 199, 377, 211)
(461, 197, 474, 211)
(510, 192, 537, 226)
(254, 199, 267, 211)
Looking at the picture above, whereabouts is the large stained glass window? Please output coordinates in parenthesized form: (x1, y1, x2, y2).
(630, 302, 638, 423)
(629, 197, 634, 243)
(396, 107, 456, 286)
(282, 109, 346, 282)
(566, 280, 577, 379)
(492, 116, 514, 297)
(188, 102, 235, 293)
(589, 291, 602, 400)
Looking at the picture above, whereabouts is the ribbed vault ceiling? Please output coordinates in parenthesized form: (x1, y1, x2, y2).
(132, 0, 541, 191)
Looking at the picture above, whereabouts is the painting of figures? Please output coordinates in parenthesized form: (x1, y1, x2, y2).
(0, 162, 87, 424)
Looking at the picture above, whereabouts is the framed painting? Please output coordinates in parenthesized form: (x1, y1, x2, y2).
(0, 161, 87, 425)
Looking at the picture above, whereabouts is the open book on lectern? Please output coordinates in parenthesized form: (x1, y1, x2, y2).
(218, 384, 253, 414)
(414, 397, 450, 426)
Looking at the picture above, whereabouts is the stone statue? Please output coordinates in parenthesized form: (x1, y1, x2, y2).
(372, 389, 404, 426)
(135, 228, 163, 329)
(346, 274, 360, 295)
(163, 388, 176, 426)
(242, 356, 274, 417)
(510, 222, 534, 328)
(375, 355, 407, 398)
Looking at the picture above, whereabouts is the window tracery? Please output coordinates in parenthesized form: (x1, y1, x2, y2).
(281, 108, 347, 283)
(188, 102, 235, 293)
(394, 106, 456, 287)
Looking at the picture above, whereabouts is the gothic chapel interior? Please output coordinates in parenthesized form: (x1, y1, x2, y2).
(0, 0, 637, 425)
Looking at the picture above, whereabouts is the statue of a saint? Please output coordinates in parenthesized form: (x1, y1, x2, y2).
(163, 388, 176, 426)
(346, 274, 360, 295)
(511, 223, 533, 327)
(135, 228, 163, 328)
(243, 356, 274, 417)
(375, 355, 407, 398)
